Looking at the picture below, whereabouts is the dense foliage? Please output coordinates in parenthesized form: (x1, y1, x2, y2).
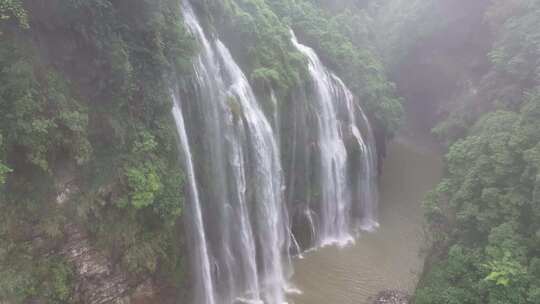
(416, 1, 540, 303)
(0, 0, 195, 302)
(431, 0, 540, 144)
(420, 93, 540, 303)
(267, 0, 403, 136)
(0, 0, 28, 31)
(203, 0, 307, 94)
(198, 0, 402, 137)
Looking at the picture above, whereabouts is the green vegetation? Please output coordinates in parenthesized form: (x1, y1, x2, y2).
(0, 0, 194, 302)
(267, 0, 403, 136)
(0, 0, 28, 31)
(201, 0, 402, 136)
(0, 15, 82, 301)
(0, 44, 91, 172)
(205, 0, 308, 94)
(0, 254, 74, 304)
(416, 1, 540, 303)
(420, 93, 540, 303)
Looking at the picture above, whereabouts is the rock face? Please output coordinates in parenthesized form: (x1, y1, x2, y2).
(62, 224, 133, 304)
(62, 224, 164, 304)
(372, 290, 410, 304)
(57, 173, 162, 304)
(54, 167, 134, 304)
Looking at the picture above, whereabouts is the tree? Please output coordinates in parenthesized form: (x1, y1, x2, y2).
(0, 0, 28, 31)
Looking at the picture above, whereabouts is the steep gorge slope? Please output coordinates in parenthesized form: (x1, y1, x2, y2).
(416, 1, 540, 302)
(1, 0, 195, 302)
(371, 0, 540, 302)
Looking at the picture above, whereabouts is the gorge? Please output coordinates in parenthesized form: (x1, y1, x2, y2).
(2, 0, 539, 304)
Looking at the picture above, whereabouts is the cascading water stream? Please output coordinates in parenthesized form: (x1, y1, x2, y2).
(171, 95, 216, 304)
(291, 32, 351, 247)
(176, 2, 291, 303)
(356, 107, 380, 231)
(333, 75, 380, 231)
(290, 31, 379, 247)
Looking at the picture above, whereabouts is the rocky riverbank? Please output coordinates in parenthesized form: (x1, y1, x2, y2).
(372, 290, 410, 304)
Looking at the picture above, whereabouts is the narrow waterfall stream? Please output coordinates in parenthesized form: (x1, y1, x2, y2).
(172, 96, 216, 304)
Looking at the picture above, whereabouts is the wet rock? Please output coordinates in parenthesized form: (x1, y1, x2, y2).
(124, 279, 158, 304)
(56, 166, 165, 303)
(372, 290, 410, 304)
(62, 224, 132, 304)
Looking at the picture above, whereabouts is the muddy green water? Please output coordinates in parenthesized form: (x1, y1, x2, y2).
(288, 124, 443, 304)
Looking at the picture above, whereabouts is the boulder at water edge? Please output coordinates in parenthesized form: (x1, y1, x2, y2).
(372, 290, 410, 304)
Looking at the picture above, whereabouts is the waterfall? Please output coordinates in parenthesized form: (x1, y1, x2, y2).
(334, 75, 380, 231)
(290, 31, 379, 247)
(173, 1, 380, 302)
(172, 95, 216, 304)
(356, 107, 380, 231)
(176, 2, 291, 303)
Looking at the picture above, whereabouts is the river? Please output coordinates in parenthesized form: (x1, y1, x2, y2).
(288, 113, 443, 304)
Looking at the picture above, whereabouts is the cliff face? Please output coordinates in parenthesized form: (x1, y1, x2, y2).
(62, 225, 169, 304)
(0, 0, 191, 302)
(62, 224, 132, 304)
(55, 171, 163, 304)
